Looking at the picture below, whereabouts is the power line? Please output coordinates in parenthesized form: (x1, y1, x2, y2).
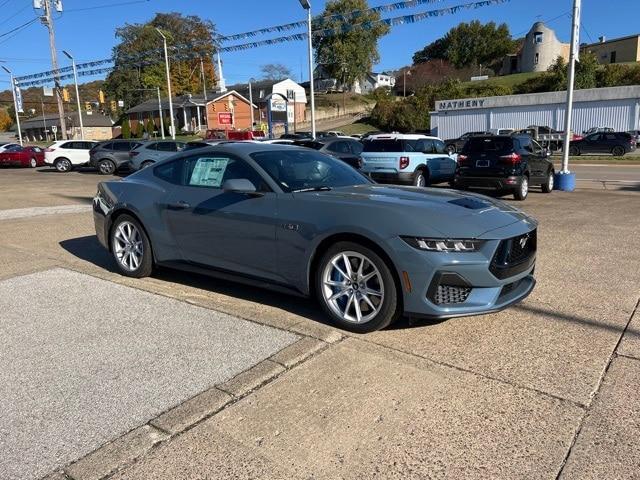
(64, 0, 151, 13)
(0, 3, 32, 28)
(0, 17, 39, 38)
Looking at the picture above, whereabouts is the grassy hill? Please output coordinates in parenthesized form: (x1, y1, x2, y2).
(462, 71, 543, 90)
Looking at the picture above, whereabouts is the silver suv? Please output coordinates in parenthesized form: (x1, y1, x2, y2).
(89, 140, 145, 175)
(128, 141, 186, 171)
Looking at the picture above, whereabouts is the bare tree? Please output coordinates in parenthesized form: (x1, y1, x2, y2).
(260, 63, 292, 81)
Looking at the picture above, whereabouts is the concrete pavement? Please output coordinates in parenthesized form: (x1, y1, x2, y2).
(0, 167, 639, 479)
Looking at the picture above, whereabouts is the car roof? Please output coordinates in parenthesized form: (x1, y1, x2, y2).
(186, 141, 309, 157)
(366, 133, 439, 141)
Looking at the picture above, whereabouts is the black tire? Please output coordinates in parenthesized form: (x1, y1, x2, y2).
(54, 157, 72, 172)
(513, 175, 529, 201)
(29, 157, 37, 168)
(612, 146, 625, 157)
(315, 241, 400, 333)
(569, 145, 580, 156)
(141, 160, 154, 169)
(541, 169, 554, 193)
(446, 144, 456, 155)
(98, 159, 117, 175)
(413, 168, 429, 187)
(110, 214, 153, 278)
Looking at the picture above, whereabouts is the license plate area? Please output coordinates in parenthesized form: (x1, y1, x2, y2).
(476, 159, 489, 167)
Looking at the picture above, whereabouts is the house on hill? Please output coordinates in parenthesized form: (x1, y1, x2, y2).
(501, 22, 569, 75)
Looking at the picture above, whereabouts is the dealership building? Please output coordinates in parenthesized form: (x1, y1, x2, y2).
(430, 86, 640, 139)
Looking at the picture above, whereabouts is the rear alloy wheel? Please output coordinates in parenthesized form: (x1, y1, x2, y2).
(612, 146, 625, 157)
(54, 158, 72, 173)
(98, 159, 116, 175)
(110, 215, 153, 278)
(569, 145, 580, 156)
(541, 169, 554, 193)
(29, 158, 37, 168)
(413, 169, 429, 187)
(316, 242, 399, 333)
(514, 176, 529, 201)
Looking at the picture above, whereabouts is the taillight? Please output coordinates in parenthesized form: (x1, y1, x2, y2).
(44, 148, 55, 152)
(500, 152, 521, 166)
(399, 156, 409, 169)
(457, 154, 468, 166)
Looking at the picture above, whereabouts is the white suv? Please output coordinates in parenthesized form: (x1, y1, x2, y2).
(44, 140, 98, 172)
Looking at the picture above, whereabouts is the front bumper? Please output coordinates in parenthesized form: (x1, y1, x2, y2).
(455, 175, 522, 191)
(93, 195, 111, 250)
(392, 221, 536, 320)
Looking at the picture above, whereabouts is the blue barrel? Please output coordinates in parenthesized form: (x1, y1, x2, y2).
(554, 172, 576, 191)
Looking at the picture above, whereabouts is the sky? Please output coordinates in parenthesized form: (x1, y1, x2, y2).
(0, 0, 638, 88)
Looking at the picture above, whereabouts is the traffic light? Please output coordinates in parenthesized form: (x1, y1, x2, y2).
(110, 100, 117, 111)
(62, 88, 69, 102)
(224, 103, 229, 112)
(99, 90, 105, 104)
(85, 101, 91, 111)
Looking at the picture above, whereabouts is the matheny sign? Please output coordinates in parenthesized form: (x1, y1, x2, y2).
(437, 98, 486, 111)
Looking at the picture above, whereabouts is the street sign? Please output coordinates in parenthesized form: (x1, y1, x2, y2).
(43, 86, 53, 97)
(270, 98, 286, 112)
(218, 112, 233, 125)
(51, 125, 57, 133)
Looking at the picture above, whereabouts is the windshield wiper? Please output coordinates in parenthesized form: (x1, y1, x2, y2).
(292, 186, 332, 192)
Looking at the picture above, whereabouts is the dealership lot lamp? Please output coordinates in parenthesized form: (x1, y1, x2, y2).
(299, 0, 316, 139)
(156, 28, 176, 139)
(1, 64, 23, 146)
(62, 50, 84, 140)
(556, 0, 581, 192)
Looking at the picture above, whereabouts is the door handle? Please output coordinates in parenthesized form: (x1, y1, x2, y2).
(167, 200, 191, 210)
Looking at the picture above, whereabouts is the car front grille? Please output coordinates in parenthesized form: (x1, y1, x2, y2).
(490, 230, 537, 279)
(433, 284, 472, 305)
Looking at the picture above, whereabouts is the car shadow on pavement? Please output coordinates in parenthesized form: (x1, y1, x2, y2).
(53, 194, 94, 204)
(59, 234, 328, 324)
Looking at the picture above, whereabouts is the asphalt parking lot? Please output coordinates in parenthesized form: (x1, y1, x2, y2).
(1, 166, 639, 479)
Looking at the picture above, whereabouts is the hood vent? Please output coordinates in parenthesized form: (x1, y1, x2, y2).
(448, 197, 492, 210)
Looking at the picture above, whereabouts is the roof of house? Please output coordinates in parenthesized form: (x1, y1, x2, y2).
(581, 33, 640, 48)
(20, 112, 113, 130)
(126, 89, 256, 114)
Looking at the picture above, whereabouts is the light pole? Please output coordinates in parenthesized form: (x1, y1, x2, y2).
(299, 0, 316, 139)
(557, 0, 581, 191)
(1, 64, 23, 146)
(248, 77, 255, 128)
(62, 50, 84, 140)
(156, 28, 176, 139)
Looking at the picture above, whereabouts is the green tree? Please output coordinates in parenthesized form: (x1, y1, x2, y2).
(314, 0, 389, 89)
(121, 117, 131, 139)
(104, 13, 217, 111)
(145, 118, 155, 137)
(413, 21, 517, 68)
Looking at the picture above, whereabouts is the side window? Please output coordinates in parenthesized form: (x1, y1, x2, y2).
(156, 143, 172, 152)
(185, 155, 266, 190)
(522, 140, 534, 154)
(434, 140, 446, 154)
(176, 142, 186, 151)
(112, 142, 131, 151)
(531, 140, 543, 154)
(349, 141, 363, 155)
(328, 141, 350, 154)
(146, 143, 159, 151)
(32, 147, 42, 153)
(101, 142, 114, 150)
(153, 160, 180, 184)
(81, 142, 95, 150)
(422, 139, 435, 154)
(60, 142, 75, 149)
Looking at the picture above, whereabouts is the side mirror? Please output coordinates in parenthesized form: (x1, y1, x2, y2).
(222, 178, 259, 194)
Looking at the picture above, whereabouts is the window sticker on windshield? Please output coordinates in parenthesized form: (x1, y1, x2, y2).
(189, 157, 229, 187)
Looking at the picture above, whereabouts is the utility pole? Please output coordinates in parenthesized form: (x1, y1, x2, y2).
(200, 57, 207, 102)
(558, 0, 581, 191)
(155, 28, 175, 139)
(63, 50, 84, 140)
(157, 87, 165, 139)
(38, 0, 67, 139)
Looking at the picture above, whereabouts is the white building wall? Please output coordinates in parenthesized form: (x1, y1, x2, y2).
(432, 98, 639, 139)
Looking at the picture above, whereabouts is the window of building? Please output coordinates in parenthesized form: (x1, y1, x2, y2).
(610, 51, 617, 63)
(534, 32, 543, 44)
(534, 53, 539, 65)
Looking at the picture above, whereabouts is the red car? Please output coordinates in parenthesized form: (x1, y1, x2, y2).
(0, 145, 45, 168)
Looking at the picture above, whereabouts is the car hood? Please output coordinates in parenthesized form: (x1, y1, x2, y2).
(301, 184, 536, 238)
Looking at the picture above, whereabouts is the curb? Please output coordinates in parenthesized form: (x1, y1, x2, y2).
(43, 336, 337, 480)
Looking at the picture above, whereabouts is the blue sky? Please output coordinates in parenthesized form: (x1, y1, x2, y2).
(0, 0, 637, 86)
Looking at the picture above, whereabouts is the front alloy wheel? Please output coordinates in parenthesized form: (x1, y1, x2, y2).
(542, 170, 554, 193)
(316, 242, 399, 332)
(29, 158, 37, 168)
(111, 215, 153, 277)
(98, 159, 116, 175)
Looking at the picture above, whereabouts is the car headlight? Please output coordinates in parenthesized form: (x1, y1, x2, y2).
(401, 236, 484, 252)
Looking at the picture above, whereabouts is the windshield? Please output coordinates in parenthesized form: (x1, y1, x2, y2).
(463, 137, 514, 154)
(251, 149, 371, 193)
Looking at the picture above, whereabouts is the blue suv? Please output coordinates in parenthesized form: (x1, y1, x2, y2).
(360, 134, 457, 187)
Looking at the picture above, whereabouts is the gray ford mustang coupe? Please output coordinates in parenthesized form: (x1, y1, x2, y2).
(93, 143, 537, 333)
